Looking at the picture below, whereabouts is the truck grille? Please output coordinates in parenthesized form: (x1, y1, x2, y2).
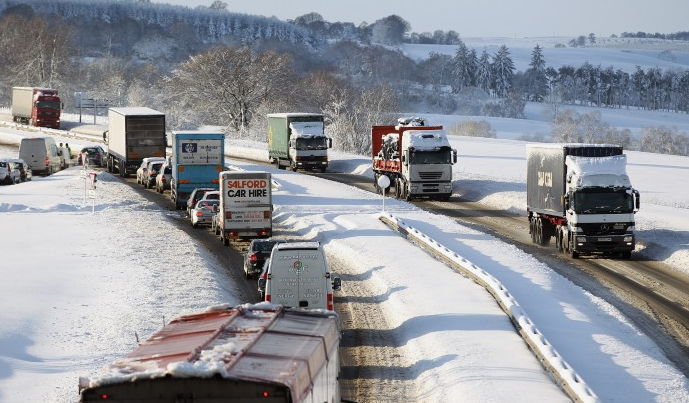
(578, 223, 629, 236)
(418, 171, 443, 180)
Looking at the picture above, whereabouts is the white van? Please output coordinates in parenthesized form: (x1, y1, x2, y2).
(260, 242, 341, 311)
(19, 136, 62, 176)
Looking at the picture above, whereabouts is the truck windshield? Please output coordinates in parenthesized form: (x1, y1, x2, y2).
(36, 101, 60, 109)
(572, 190, 634, 214)
(409, 150, 452, 164)
(294, 137, 327, 150)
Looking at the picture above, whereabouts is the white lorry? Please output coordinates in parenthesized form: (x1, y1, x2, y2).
(217, 171, 272, 245)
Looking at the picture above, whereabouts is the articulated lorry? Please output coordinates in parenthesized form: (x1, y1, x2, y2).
(217, 171, 272, 245)
(11, 87, 61, 129)
(526, 143, 640, 259)
(105, 107, 167, 177)
(267, 113, 331, 172)
(170, 131, 225, 210)
(372, 117, 457, 201)
(78, 304, 341, 403)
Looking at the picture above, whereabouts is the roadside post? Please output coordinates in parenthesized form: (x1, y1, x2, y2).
(377, 175, 390, 212)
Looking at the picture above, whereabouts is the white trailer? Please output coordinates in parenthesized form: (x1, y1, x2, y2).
(218, 171, 273, 244)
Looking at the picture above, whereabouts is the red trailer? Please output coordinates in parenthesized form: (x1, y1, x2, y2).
(78, 304, 341, 403)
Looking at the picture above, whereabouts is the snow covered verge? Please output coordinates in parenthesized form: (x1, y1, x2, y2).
(2, 125, 689, 402)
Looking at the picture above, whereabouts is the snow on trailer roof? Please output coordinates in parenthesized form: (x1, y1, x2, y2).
(267, 112, 323, 118)
(273, 241, 321, 251)
(289, 121, 325, 137)
(108, 107, 164, 116)
(404, 129, 451, 150)
(80, 303, 339, 402)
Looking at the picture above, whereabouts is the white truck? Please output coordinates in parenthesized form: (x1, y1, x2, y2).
(526, 143, 640, 259)
(217, 171, 272, 245)
(372, 117, 457, 201)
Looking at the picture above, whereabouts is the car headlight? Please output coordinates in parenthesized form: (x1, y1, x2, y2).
(577, 236, 587, 242)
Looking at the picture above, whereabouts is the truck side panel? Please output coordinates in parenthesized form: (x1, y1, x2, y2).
(526, 146, 566, 216)
(11, 87, 33, 118)
(268, 116, 289, 160)
(219, 171, 272, 240)
(172, 133, 225, 206)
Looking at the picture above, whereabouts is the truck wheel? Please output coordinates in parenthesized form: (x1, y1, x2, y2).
(568, 236, 579, 259)
(320, 167, 326, 173)
(620, 251, 632, 259)
(223, 234, 230, 246)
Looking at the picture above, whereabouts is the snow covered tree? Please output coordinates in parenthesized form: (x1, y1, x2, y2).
(370, 15, 410, 45)
(475, 50, 493, 94)
(166, 46, 294, 131)
(491, 45, 515, 97)
(450, 40, 470, 92)
(524, 44, 547, 101)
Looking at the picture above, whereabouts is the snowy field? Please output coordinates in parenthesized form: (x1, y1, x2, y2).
(2, 106, 689, 401)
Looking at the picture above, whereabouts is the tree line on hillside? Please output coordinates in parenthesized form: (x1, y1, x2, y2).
(0, 1, 687, 157)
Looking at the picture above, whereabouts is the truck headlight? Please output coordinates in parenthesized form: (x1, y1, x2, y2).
(444, 185, 452, 190)
(623, 236, 633, 242)
(577, 236, 587, 243)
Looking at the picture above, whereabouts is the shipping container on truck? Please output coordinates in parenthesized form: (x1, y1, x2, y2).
(217, 171, 273, 245)
(78, 304, 341, 403)
(526, 143, 640, 259)
(11, 87, 61, 129)
(105, 107, 167, 177)
(267, 113, 331, 172)
(371, 117, 457, 201)
(170, 131, 225, 210)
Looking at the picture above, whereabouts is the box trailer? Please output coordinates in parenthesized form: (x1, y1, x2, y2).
(78, 304, 341, 403)
(170, 131, 225, 210)
(105, 107, 167, 177)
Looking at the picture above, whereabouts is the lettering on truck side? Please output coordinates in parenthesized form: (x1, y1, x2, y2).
(227, 180, 268, 188)
(538, 171, 553, 187)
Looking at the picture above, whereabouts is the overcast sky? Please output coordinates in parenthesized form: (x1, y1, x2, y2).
(151, 0, 689, 38)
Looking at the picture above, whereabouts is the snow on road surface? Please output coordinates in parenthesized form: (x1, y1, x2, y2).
(2, 124, 689, 402)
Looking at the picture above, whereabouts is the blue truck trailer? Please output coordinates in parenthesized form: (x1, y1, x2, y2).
(170, 131, 225, 210)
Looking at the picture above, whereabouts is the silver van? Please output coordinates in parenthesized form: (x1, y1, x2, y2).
(19, 137, 62, 176)
(261, 242, 341, 311)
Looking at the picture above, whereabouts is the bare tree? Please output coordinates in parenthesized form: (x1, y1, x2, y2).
(166, 46, 295, 132)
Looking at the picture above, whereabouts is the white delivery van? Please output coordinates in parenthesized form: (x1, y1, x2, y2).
(261, 242, 341, 311)
(19, 136, 62, 176)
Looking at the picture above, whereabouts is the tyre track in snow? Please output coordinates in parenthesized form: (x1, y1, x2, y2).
(330, 254, 418, 403)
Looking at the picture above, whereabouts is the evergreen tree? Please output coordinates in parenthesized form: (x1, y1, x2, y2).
(491, 45, 515, 97)
(450, 40, 470, 92)
(524, 44, 547, 101)
(475, 50, 492, 94)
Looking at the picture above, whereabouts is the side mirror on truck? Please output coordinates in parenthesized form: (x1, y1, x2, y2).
(328, 138, 333, 149)
(332, 277, 342, 291)
(452, 149, 458, 164)
(634, 189, 640, 212)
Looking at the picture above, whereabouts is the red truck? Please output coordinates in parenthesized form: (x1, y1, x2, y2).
(11, 87, 61, 129)
(372, 117, 457, 201)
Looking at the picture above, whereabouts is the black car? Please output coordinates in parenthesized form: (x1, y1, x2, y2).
(77, 146, 105, 167)
(243, 238, 284, 278)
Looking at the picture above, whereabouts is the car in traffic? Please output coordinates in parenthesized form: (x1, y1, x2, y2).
(243, 238, 285, 278)
(6, 158, 30, 182)
(155, 162, 172, 193)
(187, 187, 216, 219)
(77, 146, 106, 167)
(137, 160, 165, 189)
(0, 160, 20, 185)
(190, 199, 220, 228)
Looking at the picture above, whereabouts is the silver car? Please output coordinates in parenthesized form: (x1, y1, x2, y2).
(191, 199, 220, 228)
(155, 162, 172, 193)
